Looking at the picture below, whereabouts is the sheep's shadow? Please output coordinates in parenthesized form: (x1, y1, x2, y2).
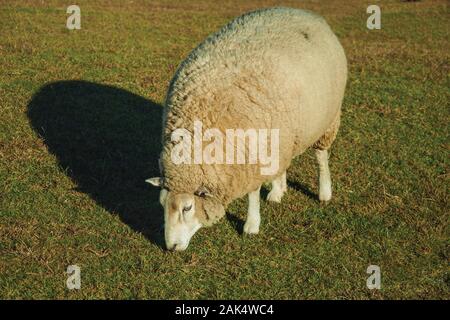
(226, 212, 245, 235)
(287, 180, 318, 201)
(27, 81, 165, 247)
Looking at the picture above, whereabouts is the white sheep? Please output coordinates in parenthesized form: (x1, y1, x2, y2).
(147, 7, 347, 250)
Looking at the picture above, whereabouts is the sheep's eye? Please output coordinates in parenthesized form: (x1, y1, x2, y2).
(182, 204, 192, 213)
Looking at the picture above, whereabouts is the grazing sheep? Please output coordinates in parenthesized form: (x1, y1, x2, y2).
(147, 7, 347, 251)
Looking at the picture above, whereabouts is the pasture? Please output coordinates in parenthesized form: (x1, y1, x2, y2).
(0, 0, 448, 299)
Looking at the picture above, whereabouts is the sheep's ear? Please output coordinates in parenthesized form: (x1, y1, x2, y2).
(195, 186, 213, 198)
(202, 198, 225, 226)
(145, 177, 163, 187)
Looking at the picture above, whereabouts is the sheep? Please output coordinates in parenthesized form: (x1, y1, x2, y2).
(147, 7, 347, 251)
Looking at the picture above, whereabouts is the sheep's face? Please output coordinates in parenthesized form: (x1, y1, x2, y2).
(146, 177, 225, 251)
(160, 190, 202, 251)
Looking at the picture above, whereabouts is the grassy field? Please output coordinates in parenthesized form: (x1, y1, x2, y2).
(0, 0, 448, 299)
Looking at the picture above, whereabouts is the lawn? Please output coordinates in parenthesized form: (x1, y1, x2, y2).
(0, 0, 448, 299)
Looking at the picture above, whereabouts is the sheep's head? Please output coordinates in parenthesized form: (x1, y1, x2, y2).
(146, 177, 225, 251)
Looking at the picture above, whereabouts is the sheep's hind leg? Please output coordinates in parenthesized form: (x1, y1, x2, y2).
(313, 110, 340, 202)
(267, 171, 287, 203)
(244, 186, 261, 234)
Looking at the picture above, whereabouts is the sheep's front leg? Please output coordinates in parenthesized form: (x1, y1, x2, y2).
(243, 186, 261, 234)
(316, 149, 332, 202)
(267, 171, 287, 203)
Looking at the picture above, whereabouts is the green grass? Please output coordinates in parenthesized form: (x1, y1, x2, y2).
(0, 0, 449, 299)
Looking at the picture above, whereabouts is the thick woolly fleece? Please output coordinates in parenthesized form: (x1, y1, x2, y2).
(159, 7, 347, 224)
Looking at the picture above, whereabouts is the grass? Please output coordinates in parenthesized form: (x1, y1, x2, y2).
(0, 0, 448, 299)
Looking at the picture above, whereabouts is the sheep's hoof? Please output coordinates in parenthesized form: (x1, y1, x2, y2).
(266, 190, 283, 203)
(319, 193, 332, 203)
(319, 194, 331, 205)
(319, 185, 332, 202)
(243, 221, 259, 235)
